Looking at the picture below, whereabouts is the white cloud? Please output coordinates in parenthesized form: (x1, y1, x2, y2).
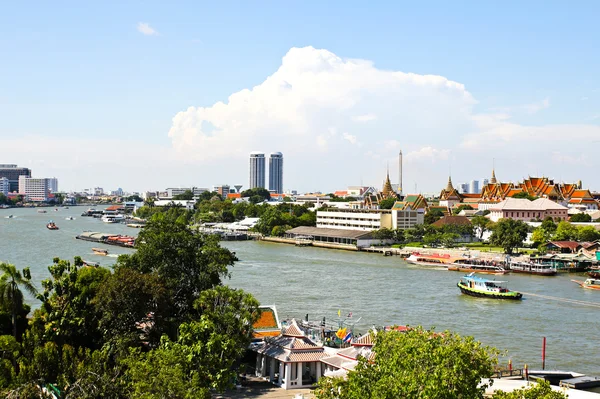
(522, 97, 550, 114)
(137, 22, 159, 36)
(352, 113, 377, 122)
(163, 46, 600, 192)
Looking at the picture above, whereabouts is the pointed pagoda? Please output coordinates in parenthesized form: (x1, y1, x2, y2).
(439, 176, 462, 209)
(382, 170, 395, 198)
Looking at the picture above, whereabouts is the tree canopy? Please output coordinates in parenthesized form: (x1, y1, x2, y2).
(489, 219, 529, 254)
(570, 213, 592, 222)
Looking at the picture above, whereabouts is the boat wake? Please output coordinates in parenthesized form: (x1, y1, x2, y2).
(521, 291, 600, 309)
(106, 254, 119, 258)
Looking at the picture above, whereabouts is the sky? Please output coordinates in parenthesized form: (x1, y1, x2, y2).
(1, 1, 599, 194)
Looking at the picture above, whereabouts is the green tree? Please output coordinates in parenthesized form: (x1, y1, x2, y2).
(511, 191, 536, 201)
(315, 326, 498, 399)
(489, 219, 529, 254)
(172, 190, 194, 200)
(241, 188, 271, 202)
(424, 209, 444, 225)
(393, 228, 405, 242)
(570, 213, 592, 222)
(553, 221, 579, 241)
(116, 211, 236, 325)
(471, 215, 491, 240)
(491, 380, 567, 399)
(0, 263, 36, 340)
(372, 228, 395, 241)
(540, 217, 557, 233)
(531, 228, 551, 248)
(378, 198, 396, 210)
(577, 225, 600, 242)
(441, 232, 460, 248)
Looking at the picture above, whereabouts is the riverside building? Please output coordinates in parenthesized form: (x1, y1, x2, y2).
(249, 152, 266, 189)
(0, 177, 9, 196)
(18, 176, 50, 202)
(316, 207, 424, 231)
(0, 164, 31, 192)
(268, 152, 283, 194)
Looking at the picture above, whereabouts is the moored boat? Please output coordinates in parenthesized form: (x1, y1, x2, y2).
(92, 247, 109, 256)
(571, 278, 600, 290)
(65, 216, 75, 220)
(448, 259, 508, 275)
(46, 221, 59, 230)
(406, 253, 456, 268)
(457, 273, 522, 300)
(588, 267, 600, 278)
(509, 261, 557, 276)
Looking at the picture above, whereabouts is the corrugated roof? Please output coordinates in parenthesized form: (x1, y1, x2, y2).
(491, 198, 567, 211)
(286, 226, 375, 240)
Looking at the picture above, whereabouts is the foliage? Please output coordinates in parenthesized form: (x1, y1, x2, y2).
(315, 326, 498, 399)
(553, 221, 579, 241)
(241, 188, 271, 202)
(172, 190, 194, 200)
(116, 211, 236, 325)
(511, 191, 536, 201)
(489, 219, 529, 254)
(471, 215, 491, 240)
(541, 217, 557, 233)
(577, 225, 600, 242)
(531, 228, 552, 248)
(570, 213, 592, 222)
(453, 204, 474, 215)
(327, 194, 358, 202)
(253, 204, 316, 236)
(424, 209, 444, 225)
(0, 263, 37, 340)
(124, 195, 143, 202)
(378, 198, 396, 210)
(491, 380, 567, 399)
(371, 228, 395, 241)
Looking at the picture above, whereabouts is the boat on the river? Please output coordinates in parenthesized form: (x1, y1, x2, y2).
(4, 214, 13, 219)
(457, 273, 522, 300)
(46, 221, 59, 230)
(82, 260, 100, 267)
(448, 259, 508, 275)
(37, 209, 47, 214)
(406, 253, 456, 268)
(571, 278, 600, 290)
(65, 216, 75, 221)
(588, 267, 600, 278)
(92, 248, 108, 256)
(509, 261, 557, 276)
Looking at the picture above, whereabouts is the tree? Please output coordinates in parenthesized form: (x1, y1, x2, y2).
(441, 232, 460, 248)
(492, 380, 567, 399)
(424, 209, 444, 225)
(511, 192, 536, 201)
(453, 204, 474, 215)
(570, 213, 592, 222)
(577, 225, 600, 242)
(372, 228, 395, 241)
(0, 263, 36, 340)
(378, 198, 396, 210)
(489, 219, 529, 254)
(540, 217, 557, 233)
(172, 190, 194, 200)
(125, 195, 143, 202)
(553, 221, 579, 241)
(241, 188, 271, 202)
(531, 228, 551, 248)
(116, 211, 236, 325)
(315, 327, 498, 399)
(472, 215, 491, 240)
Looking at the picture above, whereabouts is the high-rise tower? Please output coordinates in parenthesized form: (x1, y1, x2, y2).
(268, 152, 283, 194)
(249, 152, 265, 189)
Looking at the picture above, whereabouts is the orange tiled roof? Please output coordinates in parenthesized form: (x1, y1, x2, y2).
(253, 330, 281, 338)
(287, 351, 328, 362)
(334, 190, 349, 197)
(227, 193, 241, 199)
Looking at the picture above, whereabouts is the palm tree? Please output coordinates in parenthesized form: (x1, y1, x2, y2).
(0, 262, 37, 340)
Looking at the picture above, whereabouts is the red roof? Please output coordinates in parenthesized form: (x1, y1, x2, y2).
(227, 193, 241, 199)
(548, 241, 581, 250)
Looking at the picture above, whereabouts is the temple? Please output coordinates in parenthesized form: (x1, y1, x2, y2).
(363, 170, 400, 209)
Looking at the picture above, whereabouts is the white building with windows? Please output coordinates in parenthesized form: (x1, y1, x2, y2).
(249, 152, 266, 189)
(0, 177, 9, 196)
(316, 208, 424, 231)
(489, 198, 568, 222)
(47, 177, 58, 193)
(18, 176, 50, 202)
(268, 152, 283, 194)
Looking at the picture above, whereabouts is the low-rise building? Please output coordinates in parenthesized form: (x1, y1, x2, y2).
(153, 200, 195, 210)
(316, 208, 424, 231)
(489, 198, 568, 222)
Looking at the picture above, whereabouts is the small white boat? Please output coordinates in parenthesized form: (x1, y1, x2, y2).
(65, 216, 75, 220)
(101, 214, 125, 223)
(4, 215, 13, 219)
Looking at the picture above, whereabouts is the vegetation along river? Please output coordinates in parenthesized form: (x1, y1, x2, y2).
(1, 206, 599, 375)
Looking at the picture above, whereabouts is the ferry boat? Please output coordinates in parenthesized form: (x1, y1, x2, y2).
(65, 216, 75, 221)
(4, 214, 13, 219)
(571, 278, 600, 290)
(406, 253, 456, 268)
(46, 221, 59, 230)
(457, 273, 522, 300)
(92, 248, 109, 256)
(101, 214, 125, 223)
(509, 261, 557, 276)
(448, 259, 508, 275)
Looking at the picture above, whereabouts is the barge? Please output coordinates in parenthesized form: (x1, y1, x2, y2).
(76, 231, 135, 248)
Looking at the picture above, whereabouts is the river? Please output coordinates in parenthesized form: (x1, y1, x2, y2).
(1, 206, 599, 374)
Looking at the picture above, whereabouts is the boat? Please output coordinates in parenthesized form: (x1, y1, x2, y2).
(406, 253, 456, 268)
(448, 259, 509, 275)
(509, 261, 557, 276)
(82, 260, 100, 267)
(4, 215, 13, 219)
(37, 209, 47, 214)
(457, 273, 522, 300)
(101, 214, 125, 223)
(46, 221, 59, 230)
(571, 278, 600, 290)
(65, 216, 75, 220)
(588, 267, 600, 278)
(92, 248, 109, 256)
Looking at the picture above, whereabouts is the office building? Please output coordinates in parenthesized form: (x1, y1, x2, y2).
(268, 152, 283, 194)
(316, 208, 424, 231)
(18, 176, 50, 202)
(0, 177, 9, 196)
(47, 177, 58, 193)
(0, 164, 31, 192)
(458, 183, 469, 194)
(214, 185, 230, 197)
(469, 180, 480, 194)
(249, 152, 265, 189)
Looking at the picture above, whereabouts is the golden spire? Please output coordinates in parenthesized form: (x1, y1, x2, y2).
(382, 169, 394, 196)
(490, 169, 497, 184)
(446, 175, 454, 192)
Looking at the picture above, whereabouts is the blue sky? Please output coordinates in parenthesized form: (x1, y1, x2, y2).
(1, 1, 599, 192)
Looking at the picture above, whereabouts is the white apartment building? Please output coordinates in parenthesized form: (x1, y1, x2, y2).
(18, 176, 50, 202)
(316, 209, 424, 231)
(0, 177, 9, 195)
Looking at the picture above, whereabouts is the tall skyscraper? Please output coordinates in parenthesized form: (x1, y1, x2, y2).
(469, 180, 480, 194)
(249, 152, 266, 189)
(0, 164, 31, 192)
(268, 152, 283, 194)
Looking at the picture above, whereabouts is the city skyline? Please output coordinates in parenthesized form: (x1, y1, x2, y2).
(1, 2, 599, 192)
